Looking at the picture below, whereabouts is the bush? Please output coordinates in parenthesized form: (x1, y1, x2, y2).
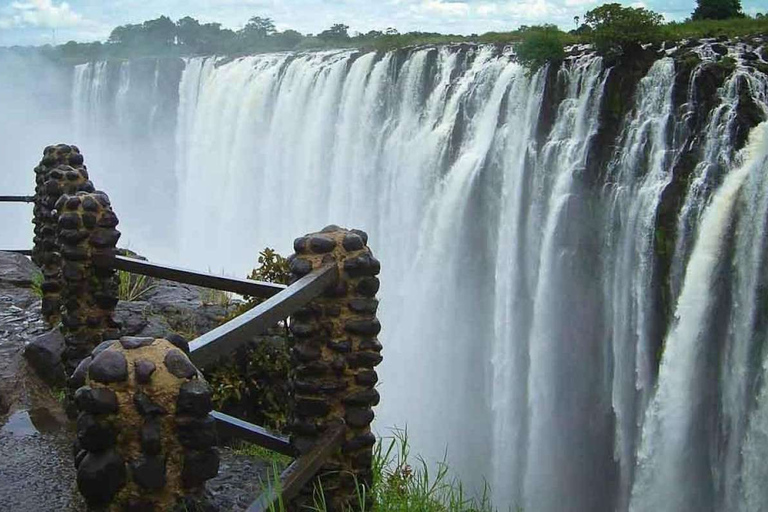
(582, 3, 665, 54)
(515, 25, 567, 72)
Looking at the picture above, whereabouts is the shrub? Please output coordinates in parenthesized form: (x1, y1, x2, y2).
(515, 24, 567, 72)
(582, 3, 665, 54)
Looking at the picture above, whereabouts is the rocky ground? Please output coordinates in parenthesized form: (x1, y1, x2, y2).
(0, 251, 276, 511)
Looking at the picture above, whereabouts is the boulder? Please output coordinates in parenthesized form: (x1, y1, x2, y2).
(0, 251, 40, 288)
(24, 328, 65, 385)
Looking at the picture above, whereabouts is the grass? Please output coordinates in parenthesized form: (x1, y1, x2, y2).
(259, 428, 505, 512)
(117, 270, 156, 301)
(232, 441, 293, 467)
(200, 287, 233, 308)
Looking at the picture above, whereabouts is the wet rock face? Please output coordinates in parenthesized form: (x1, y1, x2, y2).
(73, 338, 218, 511)
(23, 328, 65, 386)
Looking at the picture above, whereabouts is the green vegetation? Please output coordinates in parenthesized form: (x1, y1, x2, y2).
(231, 441, 293, 467)
(13, 3, 766, 71)
(581, 3, 665, 54)
(207, 247, 293, 431)
(260, 429, 502, 512)
(515, 25, 568, 72)
(117, 270, 156, 302)
(30, 271, 43, 299)
(692, 0, 744, 21)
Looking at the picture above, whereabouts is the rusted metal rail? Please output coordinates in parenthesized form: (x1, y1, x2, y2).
(247, 426, 346, 512)
(93, 254, 286, 298)
(189, 264, 337, 367)
(0, 195, 34, 203)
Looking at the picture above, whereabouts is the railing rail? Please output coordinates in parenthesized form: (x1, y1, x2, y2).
(0, 195, 34, 203)
(247, 426, 346, 512)
(189, 264, 337, 368)
(211, 411, 295, 456)
(93, 254, 286, 298)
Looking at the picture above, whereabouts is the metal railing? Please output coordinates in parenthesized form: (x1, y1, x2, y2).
(3, 193, 346, 510)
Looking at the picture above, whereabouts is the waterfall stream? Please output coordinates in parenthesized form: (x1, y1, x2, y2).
(2, 41, 767, 511)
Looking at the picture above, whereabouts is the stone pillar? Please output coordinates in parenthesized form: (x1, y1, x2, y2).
(288, 225, 383, 511)
(32, 144, 93, 325)
(57, 191, 121, 374)
(71, 337, 219, 511)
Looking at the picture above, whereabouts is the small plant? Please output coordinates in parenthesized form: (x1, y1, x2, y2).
(232, 441, 292, 467)
(30, 272, 43, 299)
(248, 248, 291, 287)
(118, 270, 156, 301)
(200, 287, 232, 308)
(209, 364, 247, 409)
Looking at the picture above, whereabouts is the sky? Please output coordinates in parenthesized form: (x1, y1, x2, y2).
(0, 0, 765, 47)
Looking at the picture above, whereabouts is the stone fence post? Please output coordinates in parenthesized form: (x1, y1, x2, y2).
(70, 337, 219, 511)
(32, 144, 93, 326)
(57, 191, 121, 375)
(288, 225, 383, 511)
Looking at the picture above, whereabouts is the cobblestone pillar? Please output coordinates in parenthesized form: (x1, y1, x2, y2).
(288, 225, 383, 511)
(31, 144, 93, 326)
(71, 337, 219, 511)
(57, 191, 121, 374)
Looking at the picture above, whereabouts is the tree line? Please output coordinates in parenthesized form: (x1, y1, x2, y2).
(16, 0, 767, 64)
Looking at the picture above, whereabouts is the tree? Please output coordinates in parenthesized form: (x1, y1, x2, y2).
(691, 0, 744, 20)
(515, 24, 566, 72)
(142, 16, 176, 47)
(318, 23, 350, 41)
(583, 3, 664, 53)
(241, 16, 276, 39)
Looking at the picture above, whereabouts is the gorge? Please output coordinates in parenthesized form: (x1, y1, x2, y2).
(1, 39, 767, 512)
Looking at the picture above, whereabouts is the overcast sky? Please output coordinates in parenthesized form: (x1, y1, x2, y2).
(0, 0, 765, 46)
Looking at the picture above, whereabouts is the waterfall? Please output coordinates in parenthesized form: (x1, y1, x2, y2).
(7, 40, 761, 511)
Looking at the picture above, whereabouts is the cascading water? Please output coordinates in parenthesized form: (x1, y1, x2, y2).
(2, 38, 766, 511)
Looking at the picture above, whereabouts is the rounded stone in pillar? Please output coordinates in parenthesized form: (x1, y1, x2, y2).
(74, 338, 217, 511)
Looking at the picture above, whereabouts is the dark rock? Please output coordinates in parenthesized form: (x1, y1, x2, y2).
(134, 392, 167, 417)
(711, 43, 728, 55)
(294, 237, 309, 253)
(294, 344, 321, 362)
(176, 416, 218, 449)
(290, 257, 313, 276)
(309, 235, 336, 253)
(295, 397, 330, 416)
(356, 277, 380, 297)
(359, 338, 383, 352)
(355, 370, 379, 386)
(342, 234, 365, 251)
(321, 224, 342, 233)
(77, 450, 126, 506)
(130, 456, 166, 490)
(182, 449, 220, 488)
(742, 51, 759, 61)
(345, 408, 375, 428)
(75, 387, 119, 414)
(90, 350, 128, 383)
(177, 381, 213, 417)
(348, 298, 379, 314)
(24, 329, 65, 385)
(113, 302, 150, 336)
(343, 254, 381, 277)
(135, 360, 156, 384)
(346, 352, 383, 369)
(91, 339, 118, 358)
(345, 319, 382, 336)
(0, 251, 41, 287)
(327, 339, 352, 353)
(120, 336, 154, 350)
(342, 432, 376, 453)
(166, 333, 190, 354)
(141, 419, 162, 455)
(75, 449, 87, 469)
(77, 412, 117, 452)
(290, 321, 315, 338)
(343, 389, 380, 407)
(351, 229, 368, 245)
(125, 499, 156, 512)
(164, 349, 197, 379)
